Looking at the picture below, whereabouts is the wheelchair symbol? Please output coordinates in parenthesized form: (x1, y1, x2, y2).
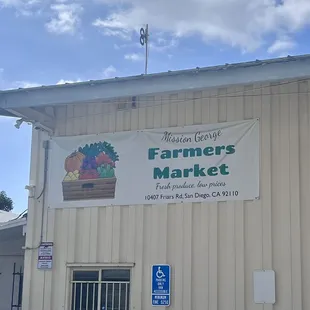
(156, 267, 165, 279)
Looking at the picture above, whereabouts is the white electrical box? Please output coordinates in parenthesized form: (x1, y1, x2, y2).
(253, 270, 276, 304)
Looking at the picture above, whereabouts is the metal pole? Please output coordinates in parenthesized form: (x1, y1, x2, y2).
(18, 266, 23, 308)
(11, 263, 16, 310)
(145, 24, 149, 75)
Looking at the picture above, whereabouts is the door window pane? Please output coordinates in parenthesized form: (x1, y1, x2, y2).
(101, 269, 130, 282)
(73, 270, 99, 281)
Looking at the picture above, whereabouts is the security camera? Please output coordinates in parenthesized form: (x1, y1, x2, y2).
(33, 121, 54, 135)
(34, 123, 41, 130)
(33, 121, 45, 131)
(14, 118, 24, 129)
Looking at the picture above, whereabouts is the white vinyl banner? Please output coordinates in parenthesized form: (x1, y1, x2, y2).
(48, 119, 259, 208)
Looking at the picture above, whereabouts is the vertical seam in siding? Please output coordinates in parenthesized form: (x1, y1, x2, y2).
(288, 97, 293, 310)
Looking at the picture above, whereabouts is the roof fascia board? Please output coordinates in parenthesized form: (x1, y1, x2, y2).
(1, 57, 310, 110)
(17, 107, 54, 122)
(0, 107, 16, 117)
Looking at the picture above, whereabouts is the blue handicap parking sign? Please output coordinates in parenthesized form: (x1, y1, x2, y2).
(151, 265, 171, 307)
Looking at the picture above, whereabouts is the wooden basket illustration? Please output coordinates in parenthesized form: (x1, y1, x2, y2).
(62, 141, 119, 202)
(62, 177, 116, 201)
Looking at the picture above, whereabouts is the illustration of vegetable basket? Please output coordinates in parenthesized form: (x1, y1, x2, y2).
(62, 141, 119, 201)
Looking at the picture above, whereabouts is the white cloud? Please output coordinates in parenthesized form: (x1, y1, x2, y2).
(0, 0, 39, 7)
(93, 0, 310, 51)
(124, 53, 144, 61)
(113, 43, 120, 50)
(12, 81, 41, 88)
(45, 3, 83, 35)
(113, 42, 142, 50)
(102, 65, 117, 78)
(149, 37, 178, 52)
(57, 78, 82, 84)
(93, 17, 132, 40)
(0, 0, 20, 7)
(0, 80, 40, 90)
(0, 0, 42, 16)
(0, 69, 42, 90)
(268, 36, 296, 54)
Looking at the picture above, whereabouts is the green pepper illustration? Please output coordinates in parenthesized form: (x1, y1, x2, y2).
(97, 164, 115, 178)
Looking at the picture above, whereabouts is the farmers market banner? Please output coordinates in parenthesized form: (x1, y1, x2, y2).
(48, 119, 260, 208)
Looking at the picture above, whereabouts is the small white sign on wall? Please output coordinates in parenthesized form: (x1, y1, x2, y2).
(253, 270, 276, 304)
(37, 242, 53, 270)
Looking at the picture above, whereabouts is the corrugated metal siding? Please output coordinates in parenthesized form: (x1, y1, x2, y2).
(22, 80, 310, 310)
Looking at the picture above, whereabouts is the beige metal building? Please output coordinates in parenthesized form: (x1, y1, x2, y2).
(1, 54, 310, 310)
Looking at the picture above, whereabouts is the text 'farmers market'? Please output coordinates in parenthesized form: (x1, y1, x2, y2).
(148, 145, 236, 179)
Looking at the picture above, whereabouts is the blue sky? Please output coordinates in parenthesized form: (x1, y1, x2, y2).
(0, 0, 310, 213)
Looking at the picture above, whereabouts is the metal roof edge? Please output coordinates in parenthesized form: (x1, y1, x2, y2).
(0, 217, 27, 231)
(1, 54, 310, 111)
(2, 54, 310, 95)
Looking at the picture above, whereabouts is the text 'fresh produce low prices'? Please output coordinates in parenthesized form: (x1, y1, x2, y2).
(48, 119, 259, 208)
